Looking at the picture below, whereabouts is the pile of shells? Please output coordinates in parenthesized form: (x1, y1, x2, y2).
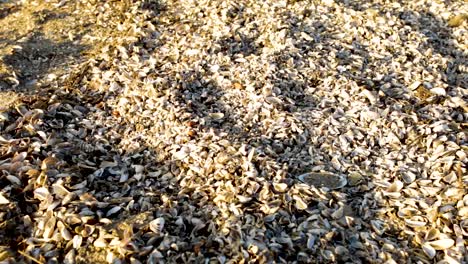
(0, 0, 467, 263)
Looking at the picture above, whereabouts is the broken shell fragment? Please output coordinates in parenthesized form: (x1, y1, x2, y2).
(0, 193, 10, 204)
(149, 217, 165, 235)
(293, 195, 308, 210)
(72, 235, 82, 249)
(34, 187, 50, 201)
(272, 182, 288, 193)
(425, 228, 440, 241)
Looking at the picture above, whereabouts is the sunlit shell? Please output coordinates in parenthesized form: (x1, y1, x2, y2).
(11, 152, 27, 163)
(0, 193, 10, 204)
(429, 88, 446, 96)
(405, 217, 428, 228)
(422, 243, 436, 259)
(63, 249, 76, 264)
(272, 183, 288, 193)
(132, 164, 145, 181)
(458, 207, 468, 217)
(149, 217, 165, 235)
(425, 228, 440, 241)
(106, 251, 117, 264)
(293, 195, 308, 210)
(81, 224, 96, 237)
(93, 237, 107, 248)
(52, 184, 71, 198)
(41, 157, 60, 170)
(72, 235, 82, 249)
(34, 187, 50, 201)
(60, 227, 73, 241)
(427, 239, 455, 250)
(386, 180, 404, 193)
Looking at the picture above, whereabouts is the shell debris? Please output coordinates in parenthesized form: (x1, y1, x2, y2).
(0, 0, 466, 263)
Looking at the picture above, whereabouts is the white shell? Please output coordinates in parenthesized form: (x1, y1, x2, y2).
(93, 237, 107, 248)
(0, 193, 9, 204)
(428, 239, 455, 250)
(34, 187, 50, 201)
(60, 227, 73, 241)
(149, 217, 165, 234)
(429, 88, 446, 96)
(458, 207, 468, 217)
(72, 235, 82, 249)
(422, 243, 436, 259)
(63, 249, 76, 264)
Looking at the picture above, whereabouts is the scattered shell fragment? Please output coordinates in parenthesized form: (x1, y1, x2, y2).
(93, 237, 107, 248)
(149, 218, 165, 235)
